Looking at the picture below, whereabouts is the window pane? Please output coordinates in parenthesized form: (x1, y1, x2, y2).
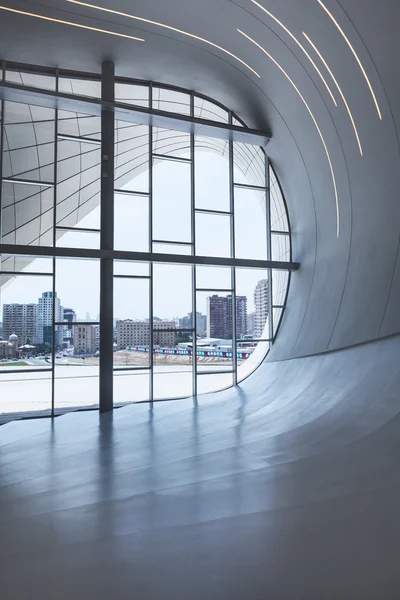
(114, 260, 149, 277)
(196, 291, 233, 372)
(235, 269, 268, 340)
(272, 270, 289, 307)
(115, 82, 149, 107)
(56, 229, 100, 249)
(273, 307, 284, 337)
(152, 87, 191, 115)
(0, 254, 53, 274)
(55, 258, 100, 323)
(235, 269, 270, 381)
(1, 181, 54, 246)
(197, 373, 233, 395)
(1, 273, 53, 356)
(232, 116, 244, 127)
(3, 101, 55, 183)
(196, 212, 231, 258)
(271, 233, 290, 262)
(195, 136, 230, 211)
(58, 111, 101, 141)
(114, 277, 150, 368)
(57, 137, 101, 229)
(196, 266, 232, 290)
(153, 263, 192, 322)
(115, 121, 149, 193)
(153, 128, 191, 159)
(153, 159, 191, 243)
(114, 370, 150, 404)
(153, 263, 192, 398)
(234, 188, 267, 260)
(194, 98, 229, 123)
(58, 77, 101, 98)
(153, 370, 193, 400)
(6, 70, 56, 91)
(153, 243, 192, 256)
(54, 324, 99, 412)
(0, 371, 52, 417)
(233, 142, 265, 188)
(178, 312, 206, 336)
(114, 193, 149, 252)
(270, 166, 289, 232)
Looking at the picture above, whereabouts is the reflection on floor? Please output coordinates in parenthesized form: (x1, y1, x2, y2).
(1, 334, 400, 598)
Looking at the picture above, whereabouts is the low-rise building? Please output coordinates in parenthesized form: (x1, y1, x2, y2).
(116, 320, 176, 350)
(0, 334, 19, 359)
(73, 325, 97, 355)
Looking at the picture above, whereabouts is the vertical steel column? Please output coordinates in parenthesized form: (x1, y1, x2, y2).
(149, 83, 154, 403)
(99, 60, 115, 413)
(190, 91, 197, 397)
(51, 72, 59, 416)
(0, 102, 4, 250)
(0, 62, 5, 244)
(228, 113, 237, 385)
(265, 155, 274, 343)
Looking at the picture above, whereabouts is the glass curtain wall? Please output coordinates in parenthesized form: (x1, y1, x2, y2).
(0, 64, 292, 418)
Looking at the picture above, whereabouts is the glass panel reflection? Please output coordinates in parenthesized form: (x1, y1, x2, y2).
(114, 277, 150, 368)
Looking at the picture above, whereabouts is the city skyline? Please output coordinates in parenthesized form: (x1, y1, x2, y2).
(1, 275, 269, 348)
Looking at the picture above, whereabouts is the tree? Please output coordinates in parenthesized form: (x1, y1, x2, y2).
(35, 342, 52, 355)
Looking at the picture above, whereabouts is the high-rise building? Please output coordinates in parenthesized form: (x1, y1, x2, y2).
(116, 320, 176, 350)
(61, 307, 76, 347)
(178, 311, 207, 336)
(235, 296, 248, 339)
(2, 303, 38, 345)
(254, 279, 269, 338)
(247, 312, 255, 337)
(207, 296, 227, 339)
(207, 295, 247, 339)
(38, 291, 61, 346)
(73, 324, 97, 355)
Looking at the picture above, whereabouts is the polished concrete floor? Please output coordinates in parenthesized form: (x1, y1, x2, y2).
(1, 335, 400, 598)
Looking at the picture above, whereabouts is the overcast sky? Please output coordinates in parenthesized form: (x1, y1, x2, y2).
(1, 151, 267, 321)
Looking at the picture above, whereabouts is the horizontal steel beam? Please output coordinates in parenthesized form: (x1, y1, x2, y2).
(0, 82, 271, 147)
(0, 244, 299, 270)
